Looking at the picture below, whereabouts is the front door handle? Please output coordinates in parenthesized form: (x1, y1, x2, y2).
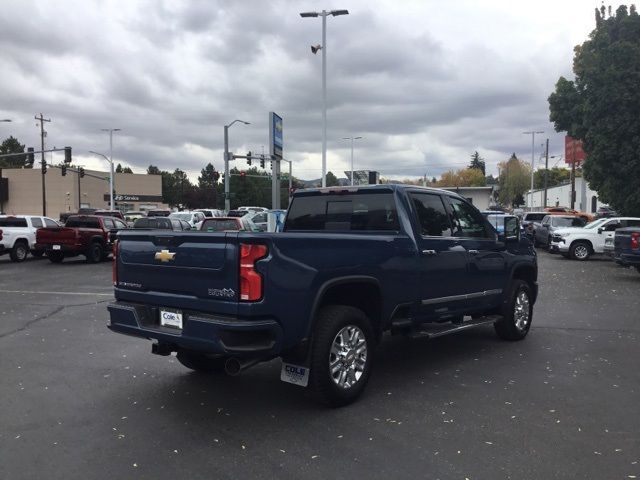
(468, 249, 479, 255)
(422, 249, 437, 256)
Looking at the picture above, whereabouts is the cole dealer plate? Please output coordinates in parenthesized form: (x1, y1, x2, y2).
(160, 309, 183, 329)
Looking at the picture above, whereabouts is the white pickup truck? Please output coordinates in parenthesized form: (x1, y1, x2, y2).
(0, 215, 60, 262)
(549, 216, 640, 260)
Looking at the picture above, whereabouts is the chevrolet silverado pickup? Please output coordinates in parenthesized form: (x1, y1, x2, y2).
(0, 215, 60, 262)
(36, 215, 128, 263)
(613, 227, 640, 274)
(107, 185, 538, 406)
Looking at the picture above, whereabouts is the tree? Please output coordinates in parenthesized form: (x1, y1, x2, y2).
(533, 167, 571, 189)
(197, 163, 220, 207)
(498, 154, 531, 206)
(147, 165, 161, 175)
(122, 166, 133, 174)
(548, 5, 640, 215)
(325, 171, 340, 187)
(115, 163, 123, 173)
(436, 168, 486, 187)
(468, 151, 486, 176)
(0, 136, 27, 169)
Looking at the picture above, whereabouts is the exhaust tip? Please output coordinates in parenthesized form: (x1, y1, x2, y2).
(224, 357, 242, 376)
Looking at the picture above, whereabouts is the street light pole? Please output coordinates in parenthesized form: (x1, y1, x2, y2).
(523, 130, 543, 210)
(102, 128, 121, 211)
(223, 119, 250, 212)
(300, 9, 349, 188)
(342, 136, 362, 186)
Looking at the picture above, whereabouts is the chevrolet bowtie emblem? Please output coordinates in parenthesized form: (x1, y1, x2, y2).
(155, 249, 176, 262)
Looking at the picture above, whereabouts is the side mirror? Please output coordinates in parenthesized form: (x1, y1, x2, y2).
(597, 228, 603, 234)
(503, 216, 520, 243)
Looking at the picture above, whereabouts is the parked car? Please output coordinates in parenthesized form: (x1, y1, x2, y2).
(544, 206, 594, 223)
(168, 211, 206, 229)
(244, 211, 269, 231)
(94, 210, 125, 220)
(613, 227, 640, 273)
(596, 206, 618, 219)
(549, 217, 640, 260)
(238, 206, 268, 213)
(533, 215, 586, 248)
(194, 209, 224, 218)
(0, 215, 60, 262)
(108, 184, 538, 407)
(36, 215, 128, 263)
(132, 217, 192, 231)
(521, 212, 547, 237)
(199, 217, 260, 232)
(124, 211, 146, 227)
(227, 209, 249, 218)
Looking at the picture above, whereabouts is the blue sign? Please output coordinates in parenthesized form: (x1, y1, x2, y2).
(270, 112, 283, 159)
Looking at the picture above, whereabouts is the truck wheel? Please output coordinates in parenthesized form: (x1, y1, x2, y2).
(309, 305, 375, 407)
(10, 241, 28, 262)
(176, 351, 226, 373)
(494, 280, 533, 341)
(570, 241, 591, 260)
(47, 251, 64, 263)
(86, 243, 103, 263)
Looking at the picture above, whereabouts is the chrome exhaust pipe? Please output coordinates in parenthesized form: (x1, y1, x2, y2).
(224, 357, 262, 376)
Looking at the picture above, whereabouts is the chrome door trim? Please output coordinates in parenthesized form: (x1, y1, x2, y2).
(422, 289, 502, 305)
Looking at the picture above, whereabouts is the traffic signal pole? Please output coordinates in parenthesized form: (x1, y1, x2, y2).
(35, 113, 51, 215)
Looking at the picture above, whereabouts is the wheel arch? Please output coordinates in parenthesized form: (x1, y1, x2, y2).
(510, 264, 538, 304)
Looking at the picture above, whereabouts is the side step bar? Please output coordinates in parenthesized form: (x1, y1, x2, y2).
(410, 315, 501, 339)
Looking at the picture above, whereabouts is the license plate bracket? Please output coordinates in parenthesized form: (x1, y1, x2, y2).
(160, 309, 183, 329)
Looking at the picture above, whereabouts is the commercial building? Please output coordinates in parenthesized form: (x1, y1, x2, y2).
(0, 167, 167, 218)
(525, 177, 606, 213)
(440, 186, 496, 210)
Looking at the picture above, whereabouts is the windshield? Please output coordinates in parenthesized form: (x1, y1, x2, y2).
(583, 218, 608, 229)
(169, 213, 192, 221)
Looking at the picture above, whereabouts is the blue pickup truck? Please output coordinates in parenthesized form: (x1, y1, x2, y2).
(613, 227, 640, 274)
(108, 185, 538, 406)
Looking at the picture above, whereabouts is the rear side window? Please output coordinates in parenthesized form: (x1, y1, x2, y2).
(102, 218, 115, 229)
(44, 218, 58, 227)
(134, 218, 150, 228)
(285, 191, 399, 232)
(65, 217, 101, 228)
(0, 217, 28, 227)
(409, 193, 452, 237)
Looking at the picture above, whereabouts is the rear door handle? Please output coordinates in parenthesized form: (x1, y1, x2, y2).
(468, 249, 479, 255)
(422, 249, 437, 256)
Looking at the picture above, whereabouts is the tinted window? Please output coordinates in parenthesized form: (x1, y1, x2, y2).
(285, 191, 399, 232)
(603, 221, 621, 232)
(113, 220, 127, 229)
(0, 217, 28, 227)
(31, 218, 43, 228)
(202, 219, 241, 231)
(134, 218, 150, 228)
(44, 218, 58, 227)
(65, 217, 101, 228)
(102, 218, 115, 229)
(409, 193, 452, 237)
(524, 213, 547, 221)
(253, 213, 267, 223)
(625, 219, 640, 227)
(552, 217, 585, 228)
(448, 197, 489, 238)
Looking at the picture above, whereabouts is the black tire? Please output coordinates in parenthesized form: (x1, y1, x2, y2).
(494, 279, 533, 341)
(47, 251, 64, 263)
(308, 305, 375, 407)
(546, 236, 552, 249)
(570, 241, 591, 261)
(176, 351, 226, 373)
(86, 242, 103, 263)
(10, 241, 28, 262)
(31, 249, 44, 258)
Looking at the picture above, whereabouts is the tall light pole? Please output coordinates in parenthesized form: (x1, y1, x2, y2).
(300, 9, 349, 188)
(523, 130, 543, 210)
(342, 136, 362, 185)
(223, 119, 250, 212)
(102, 128, 121, 211)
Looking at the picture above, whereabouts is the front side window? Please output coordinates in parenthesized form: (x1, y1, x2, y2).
(409, 193, 452, 237)
(448, 197, 488, 238)
(603, 221, 621, 232)
(44, 218, 58, 227)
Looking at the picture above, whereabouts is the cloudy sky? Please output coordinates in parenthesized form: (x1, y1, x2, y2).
(1, 0, 599, 182)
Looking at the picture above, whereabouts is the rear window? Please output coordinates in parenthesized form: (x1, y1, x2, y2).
(0, 217, 28, 227)
(524, 213, 546, 221)
(285, 191, 400, 232)
(201, 219, 241, 232)
(134, 218, 171, 229)
(65, 217, 101, 228)
(552, 217, 586, 227)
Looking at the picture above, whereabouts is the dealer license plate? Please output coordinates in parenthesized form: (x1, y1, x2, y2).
(160, 309, 183, 329)
(52, 245, 61, 250)
(280, 362, 309, 387)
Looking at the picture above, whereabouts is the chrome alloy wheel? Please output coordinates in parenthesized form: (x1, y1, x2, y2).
(329, 325, 367, 389)
(574, 244, 589, 259)
(514, 290, 530, 331)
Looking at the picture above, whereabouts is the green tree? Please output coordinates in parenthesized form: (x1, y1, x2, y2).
(325, 171, 340, 187)
(115, 163, 123, 173)
(468, 151, 486, 176)
(197, 163, 220, 207)
(437, 168, 486, 187)
(533, 167, 571, 189)
(147, 165, 161, 175)
(498, 154, 531, 206)
(122, 166, 133, 174)
(0, 136, 27, 169)
(548, 5, 640, 214)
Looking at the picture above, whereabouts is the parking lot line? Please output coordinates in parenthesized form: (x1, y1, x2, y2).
(0, 289, 113, 297)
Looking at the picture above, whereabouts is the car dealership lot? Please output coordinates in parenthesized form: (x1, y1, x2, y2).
(1, 253, 639, 479)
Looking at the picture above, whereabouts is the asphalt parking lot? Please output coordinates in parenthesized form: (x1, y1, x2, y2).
(1, 251, 639, 480)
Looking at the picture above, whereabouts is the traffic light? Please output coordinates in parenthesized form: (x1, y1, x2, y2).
(260, 155, 265, 168)
(61, 164, 67, 176)
(79, 167, 85, 178)
(64, 146, 72, 163)
(246, 151, 252, 166)
(27, 147, 35, 166)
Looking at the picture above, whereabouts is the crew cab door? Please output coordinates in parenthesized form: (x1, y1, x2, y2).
(407, 191, 470, 317)
(445, 196, 507, 310)
(597, 219, 623, 250)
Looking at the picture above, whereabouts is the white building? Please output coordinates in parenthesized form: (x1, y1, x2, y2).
(441, 186, 495, 210)
(525, 177, 606, 213)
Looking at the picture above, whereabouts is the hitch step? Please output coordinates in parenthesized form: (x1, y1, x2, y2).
(151, 343, 174, 356)
(411, 315, 501, 339)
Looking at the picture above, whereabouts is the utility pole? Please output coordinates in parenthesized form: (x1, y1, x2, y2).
(543, 138, 549, 208)
(35, 113, 51, 216)
(570, 141, 576, 210)
(523, 130, 543, 211)
(78, 166, 82, 210)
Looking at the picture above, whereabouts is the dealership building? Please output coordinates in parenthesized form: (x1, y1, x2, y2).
(0, 168, 167, 218)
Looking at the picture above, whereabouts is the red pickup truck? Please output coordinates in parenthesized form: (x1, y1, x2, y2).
(36, 215, 128, 263)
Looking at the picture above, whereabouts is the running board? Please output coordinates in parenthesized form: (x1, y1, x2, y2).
(410, 315, 501, 339)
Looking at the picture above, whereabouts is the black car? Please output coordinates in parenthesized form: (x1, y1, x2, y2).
(596, 206, 618, 218)
(132, 217, 192, 230)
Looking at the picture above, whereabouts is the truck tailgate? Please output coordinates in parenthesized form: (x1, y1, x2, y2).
(36, 227, 78, 245)
(115, 231, 240, 315)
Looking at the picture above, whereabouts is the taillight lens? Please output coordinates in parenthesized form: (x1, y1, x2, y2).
(631, 232, 640, 250)
(239, 243, 268, 301)
(112, 240, 119, 286)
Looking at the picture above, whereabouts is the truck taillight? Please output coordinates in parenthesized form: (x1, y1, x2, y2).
(112, 240, 119, 286)
(239, 243, 268, 301)
(631, 232, 640, 250)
